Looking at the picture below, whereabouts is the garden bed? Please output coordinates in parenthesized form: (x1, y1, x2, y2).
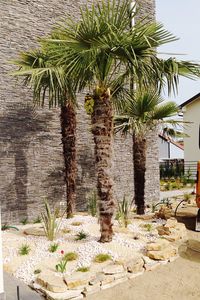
(2, 213, 188, 300)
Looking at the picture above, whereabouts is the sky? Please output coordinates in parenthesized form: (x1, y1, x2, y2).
(156, 0, 200, 105)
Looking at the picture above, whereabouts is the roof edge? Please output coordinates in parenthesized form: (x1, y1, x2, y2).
(179, 92, 200, 108)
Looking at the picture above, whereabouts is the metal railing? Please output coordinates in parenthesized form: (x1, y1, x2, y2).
(160, 160, 197, 180)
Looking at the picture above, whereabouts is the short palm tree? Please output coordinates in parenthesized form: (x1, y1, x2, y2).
(12, 50, 77, 218)
(44, 0, 199, 241)
(115, 90, 179, 214)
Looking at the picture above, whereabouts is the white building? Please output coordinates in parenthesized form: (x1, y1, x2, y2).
(180, 93, 200, 163)
(159, 134, 184, 161)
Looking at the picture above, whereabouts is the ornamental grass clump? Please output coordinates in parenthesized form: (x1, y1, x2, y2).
(116, 196, 131, 228)
(94, 254, 112, 263)
(64, 252, 78, 262)
(18, 244, 31, 256)
(75, 231, 88, 241)
(49, 243, 59, 253)
(41, 199, 64, 241)
(76, 267, 90, 272)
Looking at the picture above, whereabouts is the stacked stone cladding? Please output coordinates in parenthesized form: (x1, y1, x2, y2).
(0, 0, 158, 223)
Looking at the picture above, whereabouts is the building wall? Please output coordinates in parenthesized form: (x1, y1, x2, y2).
(0, 0, 158, 223)
(183, 98, 200, 162)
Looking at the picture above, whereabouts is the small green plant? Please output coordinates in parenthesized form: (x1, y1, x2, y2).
(49, 243, 59, 253)
(116, 196, 131, 228)
(56, 259, 67, 273)
(1, 224, 19, 231)
(34, 269, 41, 275)
(183, 193, 192, 202)
(71, 221, 82, 226)
(75, 231, 88, 241)
(64, 252, 78, 262)
(20, 218, 28, 225)
(94, 254, 112, 263)
(76, 267, 90, 272)
(18, 244, 31, 256)
(87, 190, 98, 217)
(144, 224, 153, 232)
(62, 228, 71, 234)
(33, 216, 41, 224)
(41, 199, 64, 241)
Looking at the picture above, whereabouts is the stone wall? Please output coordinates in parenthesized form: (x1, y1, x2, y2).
(0, 0, 159, 223)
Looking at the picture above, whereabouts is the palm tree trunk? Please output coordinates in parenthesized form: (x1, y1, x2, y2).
(133, 134, 147, 215)
(91, 89, 115, 242)
(60, 102, 77, 218)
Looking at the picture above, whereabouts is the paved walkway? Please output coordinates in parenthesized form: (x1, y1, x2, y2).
(4, 273, 42, 300)
(160, 188, 193, 199)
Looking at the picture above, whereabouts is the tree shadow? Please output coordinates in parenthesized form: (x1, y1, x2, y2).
(76, 145, 96, 211)
(0, 102, 53, 222)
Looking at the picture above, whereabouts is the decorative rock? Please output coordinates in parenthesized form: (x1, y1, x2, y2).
(128, 269, 144, 279)
(64, 273, 94, 289)
(103, 264, 124, 275)
(89, 273, 104, 286)
(83, 283, 101, 296)
(126, 257, 144, 273)
(143, 256, 160, 271)
(24, 227, 45, 236)
(164, 218, 177, 229)
(157, 226, 170, 236)
(101, 277, 127, 290)
(155, 207, 173, 220)
(146, 239, 170, 251)
(37, 272, 68, 293)
(41, 288, 83, 300)
(101, 275, 115, 286)
(114, 272, 127, 280)
(147, 245, 178, 261)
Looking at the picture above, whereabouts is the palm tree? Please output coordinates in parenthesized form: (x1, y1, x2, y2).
(115, 90, 179, 214)
(44, 0, 200, 241)
(12, 50, 77, 218)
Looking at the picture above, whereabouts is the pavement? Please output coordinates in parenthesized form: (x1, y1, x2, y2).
(160, 188, 193, 199)
(4, 272, 42, 300)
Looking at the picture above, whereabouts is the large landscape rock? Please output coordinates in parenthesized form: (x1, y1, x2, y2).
(117, 255, 144, 273)
(64, 272, 94, 289)
(147, 245, 178, 261)
(37, 272, 68, 293)
(24, 227, 45, 236)
(40, 287, 83, 300)
(146, 239, 170, 251)
(103, 264, 124, 275)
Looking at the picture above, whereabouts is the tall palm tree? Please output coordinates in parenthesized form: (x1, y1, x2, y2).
(12, 50, 77, 218)
(44, 0, 200, 241)
(115, 90, 179, 214)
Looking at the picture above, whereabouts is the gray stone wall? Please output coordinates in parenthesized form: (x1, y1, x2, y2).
(0, 0, 159, 224)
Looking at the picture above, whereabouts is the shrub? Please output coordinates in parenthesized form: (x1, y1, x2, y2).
(143, 224, 153, 232)
(75, 231, 88, 241)
(64, 252, 78, 262)
(49, 243, 59, 253)
(20, 218, 28, 225)
(41, 199, 64, 241)
(116, 195, 131, 228)
(71, 221, 82, 226)
(18, 244, 31, 256)
(94, 254, 112, 263)
(33, 216, 41, 224)
(87, 190, 98, 217)
(34, 269, 41, 275)
(76, 267, 90, 272)
(62, 228, 71, 234)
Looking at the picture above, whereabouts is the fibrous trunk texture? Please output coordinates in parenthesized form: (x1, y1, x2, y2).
(133, 134, 147, 215)
(91, 90, 115, 242)
(60, 102, 77, 218)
